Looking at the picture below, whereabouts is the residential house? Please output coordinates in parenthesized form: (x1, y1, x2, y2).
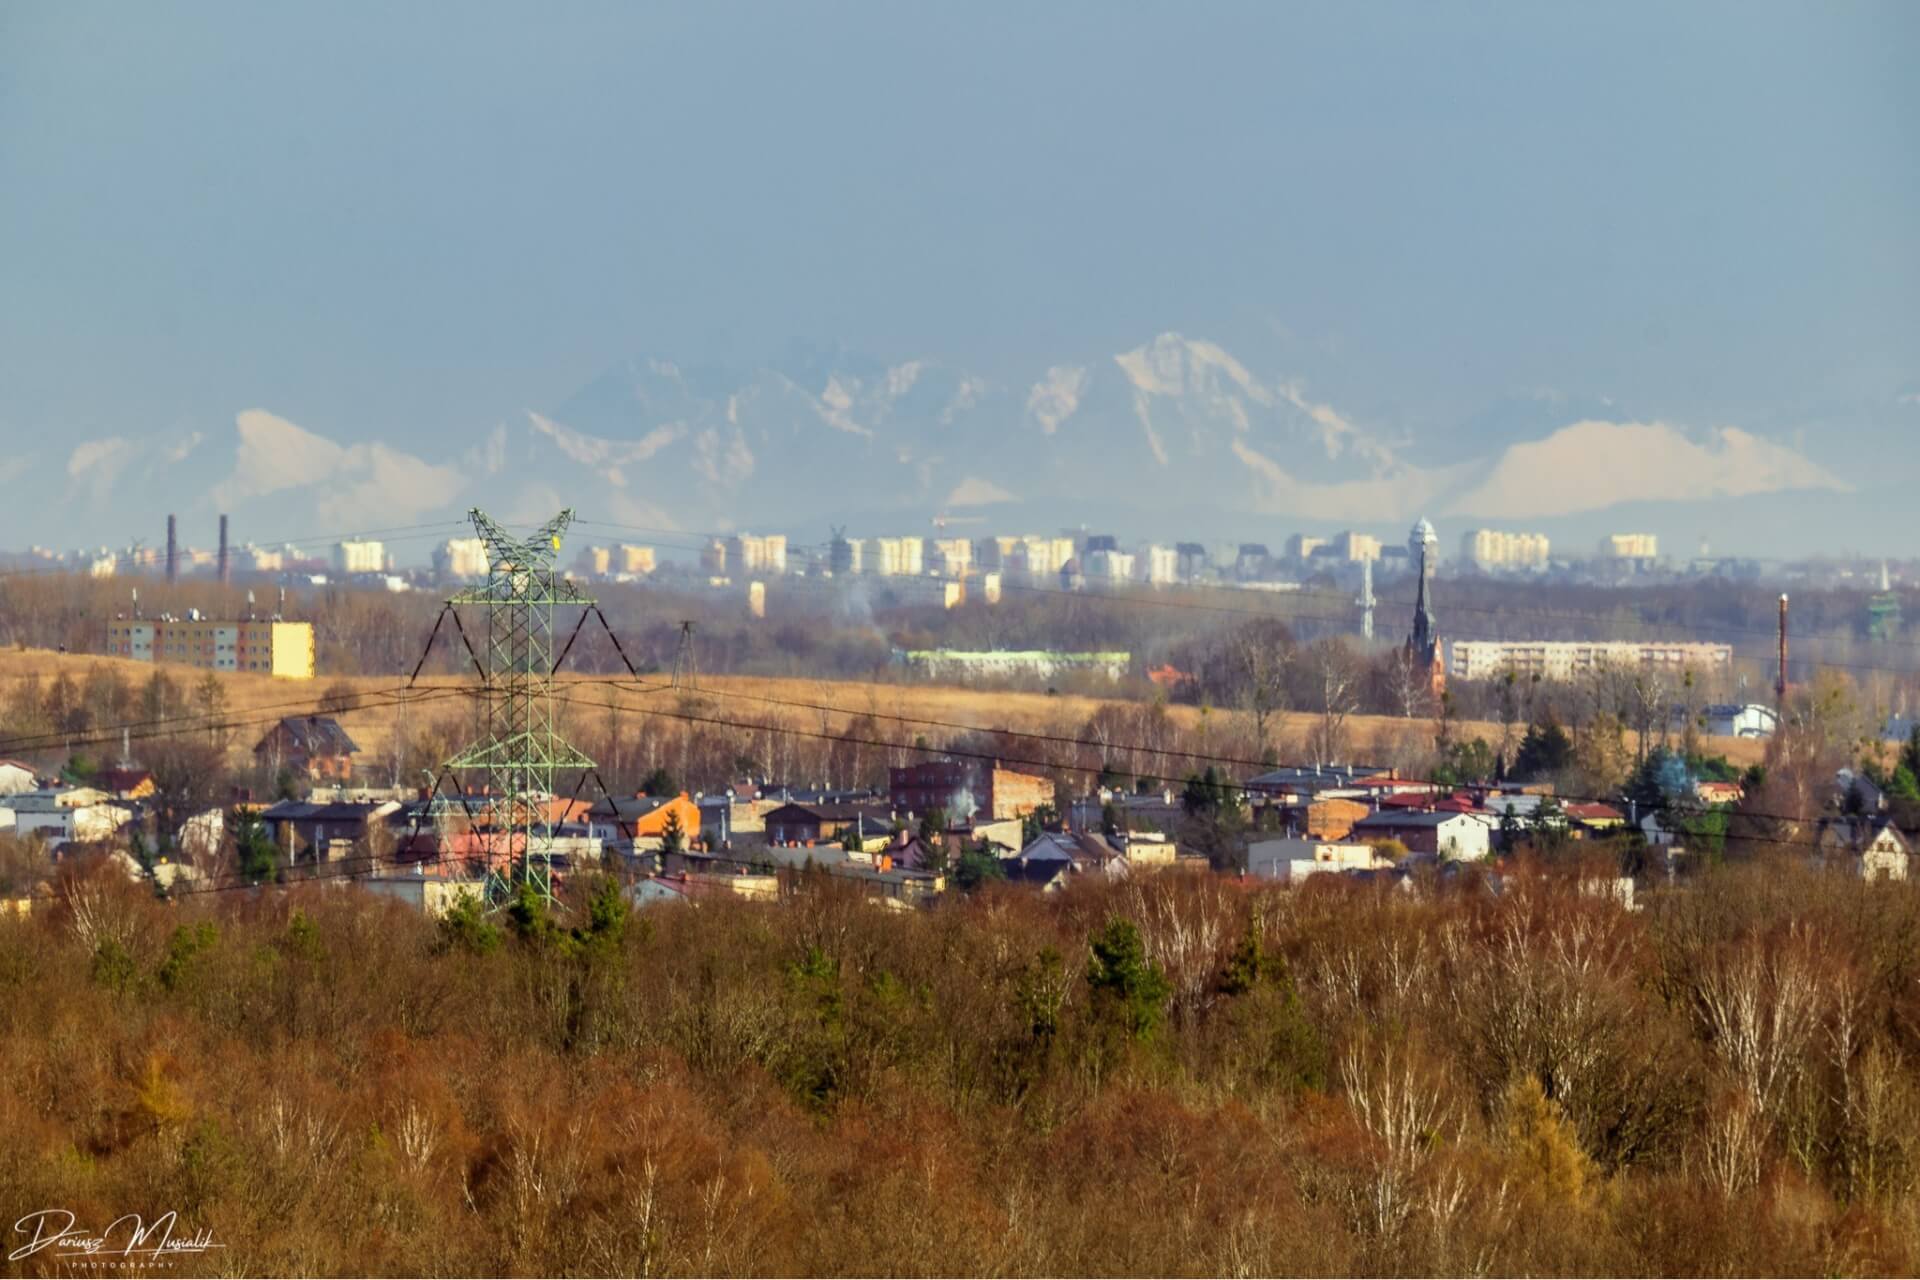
(890, 760, 1052, 822)
(254, 716, 360, 782)
(259, 798, 401, 864)
(1671, 703, 1778, 739)
(359, 873, 486, 918)
(0, 760, 38, 796)
(1818, 817, 1911, 882)
(761, 802, 897, 848)
(94, 768, 157, 800)
(1247, 838, 1389, 883)
(1010, 830, 1130, 890)
(587, 794, 702, 849)
(4, 790, 132, 845)
(1693, 780, 1744, 807)
(1564, 803, 1628, 836)
(1351, 810, 1492, 861)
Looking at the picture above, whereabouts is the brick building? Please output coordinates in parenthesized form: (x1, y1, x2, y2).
(889, 760, 1052, 822)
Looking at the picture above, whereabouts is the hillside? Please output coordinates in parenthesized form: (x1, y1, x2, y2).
(0, 647, 1768, 781)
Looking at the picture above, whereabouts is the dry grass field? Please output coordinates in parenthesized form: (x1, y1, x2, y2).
(0, 645, 1768, 776)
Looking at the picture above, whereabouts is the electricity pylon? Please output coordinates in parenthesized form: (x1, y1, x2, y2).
(443, 507, 595, 907)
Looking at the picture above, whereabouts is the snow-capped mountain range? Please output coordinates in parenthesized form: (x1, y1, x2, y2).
(18, 332, 1884, 559)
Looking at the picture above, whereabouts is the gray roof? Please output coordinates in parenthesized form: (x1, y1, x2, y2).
(1354, 810, 1478, 829)
(259, 716, 359, 756)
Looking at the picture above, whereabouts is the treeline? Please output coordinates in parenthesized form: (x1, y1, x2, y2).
(3, 570, 1916, 698)
(8, 857, 1920, 1274)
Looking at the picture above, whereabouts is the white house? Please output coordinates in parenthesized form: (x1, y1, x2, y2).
(0, 761, 38, 796)
(1350, 810, 1493, 861)
(6, 791, 132, 844)
(1819, 818, 1910, 882)
(1247, 838, 1388, 883)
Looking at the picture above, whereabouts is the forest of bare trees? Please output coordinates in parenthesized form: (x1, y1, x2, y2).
(8, 856, 1920, 1274)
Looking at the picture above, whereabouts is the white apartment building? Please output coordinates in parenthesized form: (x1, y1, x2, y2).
(869, 536, 925, 577)
(1009, 536, 1074, 580)
(433, 537, 489, 580)
(1598, 533, 1659, 560)
(333, 540, 387, 575)
(727, 533, 788, 575)
(1139, 545, 1179, 586)
(1285, 534, 1327, 560)
(931, 537, 972, 577)
(617, 544, 655, 575)
(1332, 531, 1381, 562)
(1449, 639, 1733, 681)
(1085, 549, 1135, 584)
(1460, 529, 1551, 571)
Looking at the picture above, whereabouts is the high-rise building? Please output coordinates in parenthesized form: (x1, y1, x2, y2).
(1597, 533, 1659, 560)
(332, 540, 386, 575)
(1460, 529, 1550, 571)
(617, 544, 656, 575)
(1333, 531, 1382, 562)
(701, 539, 728, 575)
(931, 537, 972, 577)
(1285, 534, 1328, 561)
(1085, 549, 1135, 584)
(1140, 545, 1179, 586)
(433, 538, 490, 581)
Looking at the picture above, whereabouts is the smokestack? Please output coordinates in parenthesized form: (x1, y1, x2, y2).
(217, 514, 229, 585)
(1776, 593, 1790, 712)
(165, 514, 177, 584)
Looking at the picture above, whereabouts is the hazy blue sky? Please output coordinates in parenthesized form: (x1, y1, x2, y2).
(2, 1, 1915, 489)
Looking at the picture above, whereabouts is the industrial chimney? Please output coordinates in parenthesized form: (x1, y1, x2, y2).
(217, 514, 230, 585)
(1776, 593, 1790, 713)
(166, 514, 178, 584)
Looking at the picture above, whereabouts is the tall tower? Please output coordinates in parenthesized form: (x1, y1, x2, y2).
(165, 514, 178, 584)
(217, 514, 230, 585)
(442, 508, 596, 908)
(1356, 556, 1375, 641)
(1406, 517, 1443, 691)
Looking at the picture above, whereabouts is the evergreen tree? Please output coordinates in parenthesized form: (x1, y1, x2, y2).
(1086, 917, 1172, 1041)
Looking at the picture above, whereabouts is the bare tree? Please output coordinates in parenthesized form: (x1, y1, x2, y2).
(1234, 628, 1290, 762)
(1307, 638, 1361, 766)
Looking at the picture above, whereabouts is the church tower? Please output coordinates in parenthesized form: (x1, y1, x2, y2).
(1407, 517, 1445, 693)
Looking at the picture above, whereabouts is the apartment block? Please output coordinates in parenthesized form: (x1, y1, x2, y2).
(1332, 531, 1382, 562)
(105, 618, 317, 678)
(1449, 639, 1732, 681)
(332, 540, 387, 575)
(1140, 545, 1179, 585)
(1597, 533, 1659, 560)
(1285, 534, 1327, 560)
(433, 537, 489, 580)
(1460, 529, 1551, 571)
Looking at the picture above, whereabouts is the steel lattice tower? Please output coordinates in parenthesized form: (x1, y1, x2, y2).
(444, 507, 595, 907)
